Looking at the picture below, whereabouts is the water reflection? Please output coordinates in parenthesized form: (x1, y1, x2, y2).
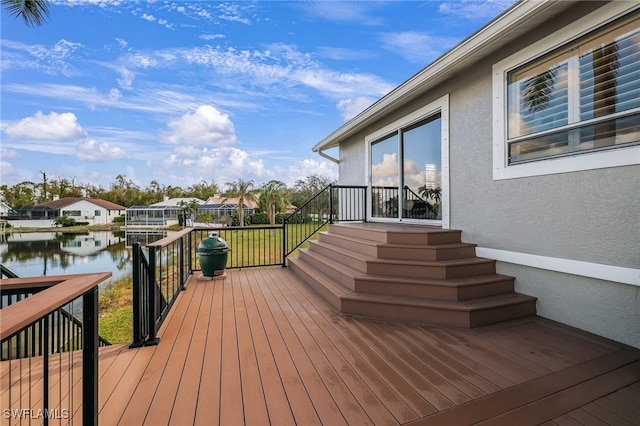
(0, 230, 167, 286)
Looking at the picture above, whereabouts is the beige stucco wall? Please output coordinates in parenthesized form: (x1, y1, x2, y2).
(335, 3, 639, 348)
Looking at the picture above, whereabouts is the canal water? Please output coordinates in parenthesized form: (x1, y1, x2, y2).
(0, 230, 168, 287)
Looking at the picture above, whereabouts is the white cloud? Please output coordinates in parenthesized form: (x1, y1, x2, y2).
(4, 111, 87, 141)
(115, 38, 128, 49)
(0, 161, 31, 185)
(0, 39, 84, 76)
(58, 0, 124, 7)
(200, 34, 225, 41)
(110, 43, 394, 104)
(0, 148, 20, 159)
(316, 46, 375, 61)
(439, 0, 515, 20)
(157, 145, 336, 188)
(380, 31, 459, 64)
(294, 68, 393, 101)
(299, 2, 384, 26)
(161, 105, 239, 147)
(3, 82, 255, 118)
(115, 66, 135, 89)
(160, 146, 265, 185)
(109, 88, 122, 101)
(75, 139, 127, 161)
(217, 3, 252, 25)
(372, 153, 399, 186)
(337, 97, 377, 121)
(141, 13, 156, 22)
(285, 158, 338, 185)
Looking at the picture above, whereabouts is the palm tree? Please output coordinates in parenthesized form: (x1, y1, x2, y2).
(223, 179, 257, 227)
(259, 180, 289, 226)
(521, 67, 559, 113)
(520, 42, 619, 148)
(178, 199, 201, 227)
(592, 43, 619, 147)
(177, 200, 189, 227)
(2, 0, 50, 27)
(418, 186, 441, 204)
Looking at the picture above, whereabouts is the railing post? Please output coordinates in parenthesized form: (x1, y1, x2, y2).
(146, 245, 159, 346)
(188, 231, 193, 273)
(329, 184, 334, 224)
(282, 217, 288, 267)
(180, 235, 186, 290)
(43, 315, 49, 426)
(363, 186, 368, 222)
(131, 243, 142, 346)
(82, 286, 99, 426)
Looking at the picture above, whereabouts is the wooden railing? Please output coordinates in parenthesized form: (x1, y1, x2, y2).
(0, 269, 112, 354)
(0, 273, 111, 426)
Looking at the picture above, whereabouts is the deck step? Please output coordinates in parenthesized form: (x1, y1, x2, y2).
(288, 223, 537, 328)
(329, 222, 462, 245)
(318, 231, 477, 261)
(288, 256, 536, 327)
(297, 248, 514, 300)
(307, 239, 496, 280)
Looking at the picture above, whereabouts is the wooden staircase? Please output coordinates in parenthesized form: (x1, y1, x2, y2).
(288, 222, 537, 327)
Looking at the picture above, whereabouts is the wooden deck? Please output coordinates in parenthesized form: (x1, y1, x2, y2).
(3, 267, 640, 425)
(98, 267, 640, 425)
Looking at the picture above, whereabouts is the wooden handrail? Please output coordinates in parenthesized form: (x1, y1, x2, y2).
(147, 228, 192, 248)
(0, 273, 99, 291)
(0, 272, 111, 339)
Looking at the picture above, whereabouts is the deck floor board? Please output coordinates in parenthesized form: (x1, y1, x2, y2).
(272, 265, 415, 424)
(2, 267, 639, 425)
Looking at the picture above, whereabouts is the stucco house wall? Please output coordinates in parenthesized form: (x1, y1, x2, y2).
(334, 2, 639, 347)
(447, 56, 639, 349)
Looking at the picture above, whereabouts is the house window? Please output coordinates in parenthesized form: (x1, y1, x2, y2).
(95, 210, 101, 216)
(507, 15, 639, 163)
(493, 4, 640, 179)
(366, 95, 449, 227)
(63, 210, 81, 216)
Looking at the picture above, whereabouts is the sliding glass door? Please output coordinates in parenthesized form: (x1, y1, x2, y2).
(370, 113, 442, 221)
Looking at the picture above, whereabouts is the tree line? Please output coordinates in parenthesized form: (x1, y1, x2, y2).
(0, 173, 336, 213)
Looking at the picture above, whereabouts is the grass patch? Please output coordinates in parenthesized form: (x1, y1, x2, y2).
(99, 275, 133, 344)
(99, 306, 133, 344)
(99, 275, 133, 312)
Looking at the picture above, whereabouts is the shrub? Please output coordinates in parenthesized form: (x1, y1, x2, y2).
(55, 216, 76, 227)
(250, 212, 269, 224)
(279, 212, 307, 224)
(113, 215, 125, 224)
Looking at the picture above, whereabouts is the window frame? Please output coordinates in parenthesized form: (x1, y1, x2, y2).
(492, 2, 640, 180)
(365, 95, 450, 228)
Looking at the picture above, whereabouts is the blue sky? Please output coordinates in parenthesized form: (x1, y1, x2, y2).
(1, 0, 514, 190)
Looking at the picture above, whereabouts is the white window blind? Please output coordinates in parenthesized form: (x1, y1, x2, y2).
(506, 13, 640, 163)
